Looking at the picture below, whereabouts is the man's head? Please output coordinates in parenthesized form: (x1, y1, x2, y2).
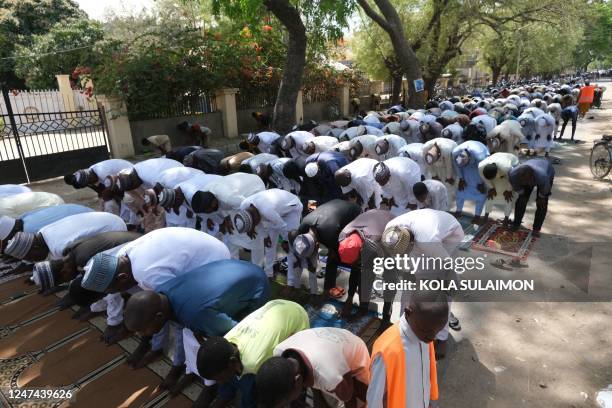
(482, 163, 498, 180)
(375, 138, 390, 156)
(124, 291, 170, 337)
(454, 149, 470, 167)
(117, 169, 142, 193)
(158, 187, 184, 213)
(412, 182, 429, 203)
(256, 163, 272, 181)
(404, 290, 449, 343)
(239, 163, 254, 174)
(141, 137, 151, 146)
(281, 136, 295, 151)
(64, 169, 96, 189)
(81, 253, 135, 294)
(247, 133, 260, 146)
(514, 165, 535, 186)
(256, 356, 303, 408)
(282, 160, 302, 182)
(191, 191, 219, 214)
(334, 169, 352, 187)
(142, 189, 159, 212)
(585, 80, 590, 86)
(0, 216, 21, 246)
(381, 225, 414, 257)
(302, 141, 316, 155)
(425, 143, 441, 165)
(32, 258, 75, 291)
(292, 233, 317, 259)
(373, 162, 391, 186)
(338, 232, 363, 265)
(197, 337, 242, 383)
(304, 162, 319, 179)
(349, 141, 364, 160)
(234, 205, 262, 235)
(4, 232, 48, 261)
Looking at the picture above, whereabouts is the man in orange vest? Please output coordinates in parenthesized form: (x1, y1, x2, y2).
(367, 290, 448, 408)
(577, 81, 595, 118)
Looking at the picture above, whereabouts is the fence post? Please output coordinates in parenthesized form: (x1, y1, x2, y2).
(339, 84, 350, 117)
(56, 75, 76, 112)
(214, 88, 239, 139)
(295, 89, 304, 125)
(96, 94, 135, 159)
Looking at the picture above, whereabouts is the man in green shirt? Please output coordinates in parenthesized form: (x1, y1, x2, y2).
(196, 300, 309, 408)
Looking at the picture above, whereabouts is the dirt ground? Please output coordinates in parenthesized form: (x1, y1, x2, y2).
(25, 86, 612, 408)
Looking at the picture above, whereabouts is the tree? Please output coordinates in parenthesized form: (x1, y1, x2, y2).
(202, 0, 353, 132)
(573, 2, 612, 71)
(0, 0, 85, 88)
(356, 0, 426, 107)
(14, 19, 105, 89)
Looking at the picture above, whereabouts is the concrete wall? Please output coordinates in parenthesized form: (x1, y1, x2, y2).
(236, 108, 273, 135)
(129, 112, 224, 154)
(303, 102, 328, 123)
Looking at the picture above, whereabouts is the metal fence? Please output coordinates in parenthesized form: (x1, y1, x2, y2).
(128, 93, 217, 121)
(1, 88, 109, 184)
(236, 88, 278, 110)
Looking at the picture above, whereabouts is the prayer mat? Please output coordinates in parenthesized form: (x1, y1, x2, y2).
(0, 309, 86, 359)
(455, 213, 487, 250)
(269, 280, 311, 306)
(59, 362, 165, 408)
(305, 300, 380, 338)
(0, 293, 58, 328)
(471, 220, 538, 260)
(0, 278, 34, 305)
(17, 330, 124, 388)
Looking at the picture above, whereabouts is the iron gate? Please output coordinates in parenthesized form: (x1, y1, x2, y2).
(0, 88, 110, 184)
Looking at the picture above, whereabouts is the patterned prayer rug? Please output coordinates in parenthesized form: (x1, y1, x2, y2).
(305, 300, 380, 339)
(471, 220, 538, 260)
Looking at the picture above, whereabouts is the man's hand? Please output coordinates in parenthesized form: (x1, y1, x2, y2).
(264, 237, 272, 248)
(223, 216, 234, 234)
(503, 190, 514, 202)
(101, 323, 128, 345)
(247, 229, 257, 240)
(477, 183, 486, 194)
(206, 219, 215, 231)
(446, 177, 455, 185)
(367, 194, 376, 209)
(458, 178, 466, 191)
(488, 187, 497, 199)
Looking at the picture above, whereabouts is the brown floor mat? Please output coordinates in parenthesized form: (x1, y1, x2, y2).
(0, 293, 58, 327)
(0, 309, 86, 359)
(164, 395, 196, 408)
(0, 278, 34, 304)
(17, 330, 124, 388)
(60, 363, 164, 408)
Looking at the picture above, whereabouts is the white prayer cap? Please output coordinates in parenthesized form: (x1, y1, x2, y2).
(305, 162, 319, 178)
(0, 216, 16, 241)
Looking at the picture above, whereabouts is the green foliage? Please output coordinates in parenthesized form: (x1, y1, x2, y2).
(573, 1, 612, 69)
(13, 19, 105, 89)
(0, 0, 85, 87)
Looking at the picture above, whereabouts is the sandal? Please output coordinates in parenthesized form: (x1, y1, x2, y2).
(491, 259, 513, 271)
(329, 286, 346, 299)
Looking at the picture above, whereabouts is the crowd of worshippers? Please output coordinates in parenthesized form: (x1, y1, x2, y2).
(0, 82, 568, 408)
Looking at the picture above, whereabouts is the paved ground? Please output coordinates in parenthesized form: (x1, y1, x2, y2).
(19, 85, 612, 407)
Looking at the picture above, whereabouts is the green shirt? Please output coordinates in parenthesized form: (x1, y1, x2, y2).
(225, 299, 310, 374)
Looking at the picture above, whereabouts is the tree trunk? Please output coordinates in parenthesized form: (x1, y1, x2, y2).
(391, 73, 402, 105)
(491, 65, 502, 87)
(358, 0, 425, 109)
(264, 0, 306, 133)
(424, 76, 436, 100)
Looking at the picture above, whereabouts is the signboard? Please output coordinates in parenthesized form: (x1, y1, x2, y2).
(414, 79, 425, 93)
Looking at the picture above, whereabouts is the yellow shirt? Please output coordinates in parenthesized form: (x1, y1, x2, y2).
(224, 299, 310, 374)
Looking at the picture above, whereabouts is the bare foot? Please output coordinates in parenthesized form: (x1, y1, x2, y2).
(126, 340, 152, 368)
